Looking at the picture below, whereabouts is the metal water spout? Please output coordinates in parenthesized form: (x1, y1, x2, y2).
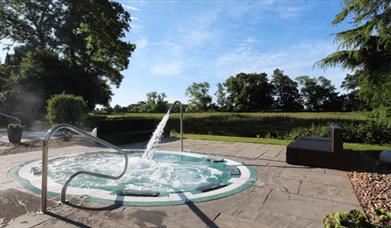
(169, 101, 184, 152)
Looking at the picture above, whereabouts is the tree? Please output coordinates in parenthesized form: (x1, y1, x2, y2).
(0, 0, 135, 110)
(113, 104, 128, 113)
(271, 69, 303, 111)
(339, 73, 367, 111)
(0, 63, 12, 105)
(224, 72, 274, 112)
(0, 1, 64, 49)
(144, 92, 169, 113)
(296, 76, 341, 111)
(318, 0, 391, 109)
(185, 82, 212, 112)
(9, 49, 112, 109)
(215, 82, 228, 111)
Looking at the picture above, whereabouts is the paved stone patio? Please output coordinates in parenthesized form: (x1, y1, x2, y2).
(0, 139, 361, 227)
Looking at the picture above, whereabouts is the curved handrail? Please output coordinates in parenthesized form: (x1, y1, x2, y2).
(0, 112, 21, 124)
(41, 124, 128, 213)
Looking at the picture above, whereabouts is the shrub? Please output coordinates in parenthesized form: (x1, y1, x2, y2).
(342, 121, 391, 145)
(324, 209, 391, 227)
(47, 93, 88, 126)
(7, 123, 24, 129)
(323, 209, 371, 228)
(369, 106, 391, 123)
(371, 209, 391, 226)
(288, 124, 330, 140)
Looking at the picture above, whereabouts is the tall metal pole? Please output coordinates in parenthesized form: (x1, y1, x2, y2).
(180, 104, 183, 152)
(41, 141, 48, 213)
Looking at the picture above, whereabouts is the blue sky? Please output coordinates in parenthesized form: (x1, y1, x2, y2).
(113, 0, 352, 106)
(0, 0, 353, 106)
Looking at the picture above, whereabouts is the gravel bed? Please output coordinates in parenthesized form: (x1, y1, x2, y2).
(347, 151, 391, 224)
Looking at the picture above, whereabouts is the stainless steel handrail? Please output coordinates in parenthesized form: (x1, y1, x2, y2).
(41, 124, 128, 213)
(0, 112, 21, 124)
(170, 101, 183, 152)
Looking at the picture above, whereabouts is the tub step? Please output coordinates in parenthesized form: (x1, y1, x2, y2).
(120, 189, 160, 197)
(227, 166, 241, 176)
(196, 182, 227, 192)
(206, 156, 224, 163)
(31, 167, 41, 175)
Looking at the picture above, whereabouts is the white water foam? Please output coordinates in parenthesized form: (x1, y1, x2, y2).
(47, 152, 224, 193)
(142, 112, 170, 160)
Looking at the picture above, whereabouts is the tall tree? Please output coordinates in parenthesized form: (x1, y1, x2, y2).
(271, 69, 303, 111)
(0, 0, 64, 49)
(318, 0, 391, 108)
(0, 63, 11, 105)
(185, 82, 212, 112)
(296, 76, 341, 111)
(340, 73, 367, 111)
(143, 92, 168, 113)
(0, 0, 135, 111)
(57, 0, 135, 86)
(215, 82, 228, 111)
(224, 72, 273, 112)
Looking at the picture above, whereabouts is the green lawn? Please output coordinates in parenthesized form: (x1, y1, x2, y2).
(96, 111, 370, 120)
(91, 111, 391, 146)
(171, 133, 391, 152)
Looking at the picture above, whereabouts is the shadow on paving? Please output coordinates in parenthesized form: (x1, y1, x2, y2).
(45, 211, 91, 228)
(43, 192, 218, 227)
(176, 191, 219, 228)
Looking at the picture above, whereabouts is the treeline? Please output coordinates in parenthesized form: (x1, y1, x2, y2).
(102, 68, 365, 114)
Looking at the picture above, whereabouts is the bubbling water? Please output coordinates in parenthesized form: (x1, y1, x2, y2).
(47, 151, 226, 193)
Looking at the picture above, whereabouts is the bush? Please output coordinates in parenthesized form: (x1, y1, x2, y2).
(47, 93, 88, 126)
(324, 209, 391, 227)
(287, 121, 391, 145)
(324, 209, 371, 228)
(371, 209, 391, 226)
(7, 123, 24, 129)
(288, 124, 330, 140)
(342, 121, 391, 145)
(370, 106, 391, 123)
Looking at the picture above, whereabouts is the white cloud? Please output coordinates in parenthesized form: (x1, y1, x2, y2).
(146, 11, 220, 76)
(214, 39, 350, 89)
(135, 37, 148, 50)
(226, 0, 309, 20)
(150, 61, 183, 76)
(274, 4, 309, 19)
(122, 4, 140, 11)
(179, 11, 219, 48)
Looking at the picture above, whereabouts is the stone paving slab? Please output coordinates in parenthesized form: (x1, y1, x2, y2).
(0, 138, 361, 227)
(255, 209, 321, 228)
(260, 190, 359, 221)
(299, 180, 358, 204)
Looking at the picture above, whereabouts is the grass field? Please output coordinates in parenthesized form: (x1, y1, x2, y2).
(92, 111, 391, 145)
(98, 111, 370, 120)
(171, 133, 391, 151)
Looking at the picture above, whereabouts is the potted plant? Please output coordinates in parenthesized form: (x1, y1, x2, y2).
(7, 123, 23, 144)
